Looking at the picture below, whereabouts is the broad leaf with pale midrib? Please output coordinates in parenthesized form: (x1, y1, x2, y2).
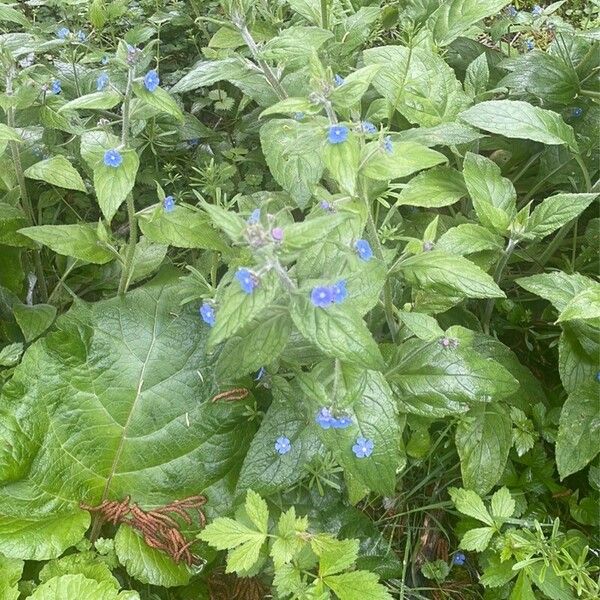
(0, 272, 256, 572)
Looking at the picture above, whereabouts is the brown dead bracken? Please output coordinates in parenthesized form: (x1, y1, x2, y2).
(80, 494, 207, 566)
(210, 387, 249, 403)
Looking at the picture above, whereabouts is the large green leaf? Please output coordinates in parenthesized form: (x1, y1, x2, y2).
(59, 90, 123, 112)
(24, 155, 87, 192)
(0, 273, 255, 561)
(133, 83, 183, 122)
(460, 100, 578, 151)
(516, 271, 595, 312)
(0, 553, 22, 600)
(28, 574, 138, 600)
(395, 167, 466, 208)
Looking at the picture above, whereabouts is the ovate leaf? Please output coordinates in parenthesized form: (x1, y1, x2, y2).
(329, 64, 382, 109)
(133, 83, 183, 122)
(59, 90, 123, 112)
(459, 527, 494, 552)
(557, 286, 600, 322)
(24, 155, 87, 192)
(395, 167, 466, 208)
(13, 303, 56, 342)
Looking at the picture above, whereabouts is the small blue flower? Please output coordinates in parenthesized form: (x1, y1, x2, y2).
(383, 135, 393, 154)
(571, 107, 583, 118)
(328, 125, 349, 145)
(332, 280, 347, 304)
(163, 195, 175, 212)
(311, 286, 334, 308)
(255, 367, 266, 381)
(247, 208, 260, 224)
(506, 5, 517, 17)
(294, 112, 304, 121)
(596, 371, 600, 383)
(51, 80, 62, 95)
(352, 436, 374, 458)
(199, 302, 216, 327)
(525, 40, 535, 51)
(57, 27, 70, 39)
(103, 149, 123, 168)
(334, 74, 344, 86)
(354, 239, 373, 261)
(143, 69, 160, 92)
(101, 55, 109, 65)
(96, 72, 109, 91)
(76, 30, 86, 42)
(453, 552, 466, 566)
(275, 436, 291, 455)
(320, 200, 333, 212)
(235, 268, 257, 294)
(531, 4, 543, 16)
(316, 408, 336, 429)
(360, 121, 377, 134)
(332, 415, 353, 429)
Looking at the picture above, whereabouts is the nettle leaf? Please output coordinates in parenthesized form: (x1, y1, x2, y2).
(395, 167, 466, 208)
(208, 270, 282, 349)
(436, 224, 503, 255)
(557, 286, 600, 322)
(13, 303, 56, 342)
(133, 83, 183, 122)
(236, 377, 322, 496)
(427, 0, 511, 47)
(290, 294, 384, 371)
(329, 64, 382, 109)
(460, 100, 578, 151)
(456, 403, 513, 495)
(24, 155, 87, 192)
(463, 152, 517, 233)
(361, 141, 446, 181)
(0, 274, 255, 562)
(525, 193, 598, 240)
(29, 574, 138, 600)
(138, 204, 227, 251)
(556, 383, 600, 479)
(59, 90, 123, 112)
(399, 251, 505, 299)
(260, 119, 325, 208)
(364, 45, 470, 126)
(387, 338, 518, 417)
(19, 224, 115, 264)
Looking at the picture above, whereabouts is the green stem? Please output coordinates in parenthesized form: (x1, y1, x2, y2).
(320, 0, 329, 29)
(579, 88, 600, 99)
(482, 238, 516, 335)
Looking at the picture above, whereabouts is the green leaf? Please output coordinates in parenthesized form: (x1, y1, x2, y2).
(516, 271, 595, 312)
(529, 562, 577, 600)
(0, 274, 254, 560)
(271, 506, 308, 567)
(225, 536, 265, 574)
(290, 295, 384, 370)
(199, 517, 265, 550)
(459, 526, 494, 551)
(24, 155, 87, 192)
(449, 487, 493, 525)
(329, 65, 382, 109)
(18, 224, 115, 264)
(133, 83, 183, 122)
(460, 100, 578, 151)
(313, 536, 359, 576)
(281, 212, 351, 254)
(556, 383, 600, 479)
(323, 133, 359, 195)
(208, 270, 281, 349)
(324, 569, 392, 600)
(395, 167, 466, 208)
(0, 124, 22, 144)
(557, 285, 600, 322)
(138, 204, 227, 251)
(526, 193, 598, 240)
(245, 490, 269, 534)
(436, 224, 504, 255)
(0, 553, 23, 600)
(558, 328, 597, 393)
(464, 53, 490, 97)
(490, 487, 515, 521)
(456, 403, 513, 495)
(261, 26, 333, 69)
(28, 574, 138, 600)
(0, 4, 29, 27)
(59, 90, 123, 112)
(400, 251, 505, 298)
(38, 550, 119, 588)
(260, 119, 325, 208)
(128, 236, 168, 285)
(510, 571, 536, 600)
(114, 526, 191, 587)
(480, 555, 517, 588)
(0, 203, 35, 247)
(397, 122, 483, 146)
(462, 152, 517, 233)
(201, 201, 247, 241)
(13, 303, 56, 342)
(364, 45, 470, 126)
(427, 0, 511, 46)
(361, 141, 446, 181)
(260, 97, 319, 118)
(397, 311, 444, 341)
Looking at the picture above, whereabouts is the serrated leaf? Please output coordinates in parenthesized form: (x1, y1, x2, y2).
(459, 527, 494, 551)
(133, 83, 183, 122)
(28, 574, 138, 600)
(59, 90, 123, 112)
(38, 550, 118, 588)
(558, 329, 597, 394)
(480, 555, 517, 588)
(271, 506, 308, 567)
(13, 303, 56, 342)
(449, 488, 493, 525)
(510, 571, 536, 600)
(460, 100, 578, 151)
(24, 155, 87, 192)
(397, 312, 445, 341)
(436, 224, 503, 255)
(329, 64, 382, 109)
(245, 490, 269, 534)
(516, 271, 594, 312)
(557, 286, 600, 322)
(324, 569, 392, 600)
(0, 553, 23, 600)
(464, 53, 490, 97)
(313, 536, 359, 576)
(199, 517, 264, 550)
(395, 167, 466, 208)
(19, 224, 114, 264)
(490, 487, 515, 521)
(225, 537, 266, 574)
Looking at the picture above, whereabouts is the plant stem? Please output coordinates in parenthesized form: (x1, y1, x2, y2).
(320, 0, 329, 29)
(482, 238, 516, 335)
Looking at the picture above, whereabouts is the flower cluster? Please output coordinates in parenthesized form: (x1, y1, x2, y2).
(236, 268, 258, 294)
(315, 408, 353, 429)
(311, 280, 346, 307)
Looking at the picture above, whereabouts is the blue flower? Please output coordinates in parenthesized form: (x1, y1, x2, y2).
(360, 121, 377, 134)
(332, 415, 353, 429)
(199, 302, 216, 327)
(51, 80, 61, 95)
(311, 286, 334, 308)
(294, 112, 304, 121)
(383, 135, 393, 154)
(235, 268, 257, 294)
(506, 5, 517, 17)
(525, 40, 535, 51)
(101, 55, 110, 65)
(316, 408, 336, 429)
(143, 69, 160, 92)
(275, 436, 291, 455)
(255, 367, 266, 381)
(334, 74, 344, 86)
(247, 208, 260, 224)
(571, 107, 583, 118)
(332, 280, 347, 304)
(103, 149, 123, 168)
(453, 552, 466, 566)
(163, 195, 175, 212)
(96, 72, 109, 91)
(328, 125, 349, 145)
(57, 27, 70, 39)
(596, 371, 600, 383)
(76, 30, 86, 42)
(320, 200, 333, 212)
(355, 239, 373, 261)
(352, 437, 374, 458)
(531, 4, 543, 16)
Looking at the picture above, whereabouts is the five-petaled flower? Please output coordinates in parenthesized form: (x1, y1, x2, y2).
(97, 72, 109, 91)
(163, 195, 175, 212)
(103, 149, 123, 168)
(355, 239, 373, 261)
(51, 80, 62, 95)
(316, 408, 335, 429)
(57, 27, 70, 39)
(332, 280, 347, 304)
(199, 302, 216, 327)
(328, 125, 349, 145)
(275, 436, 291, 455)
(143, 69, 160, 92)
(360, 121, 377, 134)
(352, 437, 374, 458)
(453, 552, 466, 566)
(311, 286, 334, 307)
(236, 268, 258, 294)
